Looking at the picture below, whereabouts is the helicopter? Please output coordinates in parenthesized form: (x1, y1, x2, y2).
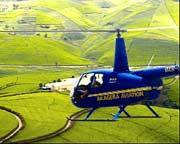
(68, 27, 180, 121)
(0, 26, 179, 121)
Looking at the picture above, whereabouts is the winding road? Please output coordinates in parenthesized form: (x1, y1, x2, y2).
(15, 108, 90, 143)
(0, 106, 24, 143)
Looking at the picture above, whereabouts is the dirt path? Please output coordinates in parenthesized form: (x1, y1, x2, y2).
(0, 106, 24, 143)
(15, 108, 90, 143)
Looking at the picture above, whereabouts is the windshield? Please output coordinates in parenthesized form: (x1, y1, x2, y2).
(78, 73, 94, 87)
(78, 73, 104, 88)
(71, 72, 104, 102)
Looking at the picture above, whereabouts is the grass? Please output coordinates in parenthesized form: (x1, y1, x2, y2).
(0, 66, 179, 143)
(166, 79, 179, 106)
(0, 0, 179, 142)
(165, 0, 179, 25)
(0, 92, 80, 142)
(30, 9, 63, 24)
(42, 105, 179, 143)
(0, 66, 90, 96)
(127, 38, 179, 65)
(59, 7, 94, 28)
(0, 34, 92, 65)
(0, 67, 82, 142)
(0, 108, 18, 138)
(0, 9, 28, 21)
(81, 0, 179, 65)
(0, 0, 179, 66)
(84, 35, 179, 66)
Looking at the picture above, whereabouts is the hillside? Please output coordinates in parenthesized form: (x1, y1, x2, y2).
(0, 66, 179, 143)
(43, 105, 179, 143)
(0, 0, 179, 143)
(0, 33, 92, 65)
(0, 108, 18, 138)
(0, 0, 179, 65)
(0, 91, 179, 143)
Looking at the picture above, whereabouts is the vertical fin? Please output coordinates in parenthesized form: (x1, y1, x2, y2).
(113, 37, 129, 72)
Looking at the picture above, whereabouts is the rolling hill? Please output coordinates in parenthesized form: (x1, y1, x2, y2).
(0, 0, 179, 65)
(0, 34, 92, 65)
(43, 105, 179, 143)
(0, 108, 18, 138)
(0, 91, 179, 143)
(0, 0, 179, 143)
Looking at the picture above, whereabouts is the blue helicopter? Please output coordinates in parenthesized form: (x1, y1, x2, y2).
(68, 28, 179, 121)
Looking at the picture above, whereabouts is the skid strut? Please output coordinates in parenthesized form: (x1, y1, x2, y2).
(84, 107, 96, 120)
(112, 104, 160, 120)
(145, 103, 160, 117)
(113, 105, 129, 120)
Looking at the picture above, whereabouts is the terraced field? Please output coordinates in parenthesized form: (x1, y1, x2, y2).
(0, 0, 179, 143)
(0, 66, 87, 96)
(0, 90, 179, 143)
(43, 105, 179, 143)
(0, 92, 80, 142)
(0, 66, 179, 143)
(0, 34, 92, 65)
(0, 108, 18, 138)
(0, 67, 82, 142)
(0, 0, 179, 65)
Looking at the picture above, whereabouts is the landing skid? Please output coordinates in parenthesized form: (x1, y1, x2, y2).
(67, 117, 115, 122)
(111, 114, 161, 118)
(67, 104, 161, 121)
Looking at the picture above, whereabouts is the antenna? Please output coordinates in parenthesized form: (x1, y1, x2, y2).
(147, 54, 155, 68)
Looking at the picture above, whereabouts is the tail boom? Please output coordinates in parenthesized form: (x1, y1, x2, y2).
(133, 65, 180, 79)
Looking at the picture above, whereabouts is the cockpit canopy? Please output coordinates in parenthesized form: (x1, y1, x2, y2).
(71, 72, 104, 102)
(78, 73, 104, 88)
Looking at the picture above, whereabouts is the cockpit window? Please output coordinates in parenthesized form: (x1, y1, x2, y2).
(72, 73, 104, 102)
(78, 73, 104, 88)
(92, 74, 103, 88)
(78, 73, 94, 87)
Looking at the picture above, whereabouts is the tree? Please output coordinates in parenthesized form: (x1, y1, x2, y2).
(39, 83, 43, 88)
(44, 33, 48, 38)
(57, 78, 61, 82)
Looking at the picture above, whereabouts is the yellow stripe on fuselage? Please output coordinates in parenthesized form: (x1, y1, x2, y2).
(88, 86, 153, 97)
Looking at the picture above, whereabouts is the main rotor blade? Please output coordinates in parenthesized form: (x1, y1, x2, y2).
(127, 26, 179, 32)
(0, 29, 128, 33)
(0, 30, 116, 33)
(0, 26, 178, 33)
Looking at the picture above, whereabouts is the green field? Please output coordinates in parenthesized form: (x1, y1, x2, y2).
(0, 66, 89, 96)
(0, 108, 18, 138)
(0, 0, 179, 143)
(0, 66, 179, 143)
(0, 92, 179, 143)
(0, 92, 80, 142)
(43, 105, 179, 143)
(0, 0, 179, 65)
(0, 34, 92, 65)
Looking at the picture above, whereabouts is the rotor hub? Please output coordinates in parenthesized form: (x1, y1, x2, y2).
(116, 29, 121, 38)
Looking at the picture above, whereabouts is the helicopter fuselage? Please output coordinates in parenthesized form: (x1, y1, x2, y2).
(71, 65, 179, 108)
